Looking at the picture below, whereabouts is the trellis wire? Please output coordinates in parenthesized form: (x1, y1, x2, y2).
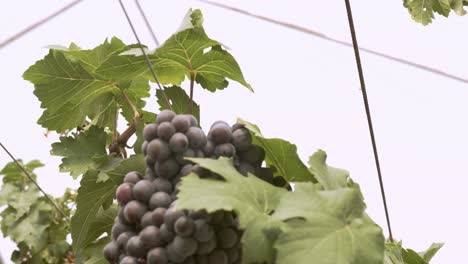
(117, 0, 172, 111)
(343, 0, 394, 241)
(0, 142, 70, 222)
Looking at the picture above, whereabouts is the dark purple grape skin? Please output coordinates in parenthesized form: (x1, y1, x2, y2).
(174, 216, 195, 237)
(175, 149, 195, 165)
(141, 211, 154, 228)
(180, 164, 194, 176)
(146, 155, 156, 168)
(164, 208, 185, 231)
(203, 141, 215, 156)
(147, 247, 168, 264)
(157, 122, 176, 141)
(214, 143, 236, 157)
(120, 256, 139, 264)
(152, 207, 167, 227)
(239, 145, 265, 165)
(217, 228, 238, 249)
(171, 115, 192, 132)
(124, 171, 142, 184)
(157, 110, 176, 124)
(160, 223, 175, 243)
(116, 183, 134, 205)
(147, 139, 171, 162)
(133, 180, 155, 203)
(210, 120, 229, 129)
(209, 123, 232, 144)
(166, 243, 187, 263)
(231, 128, 252, 152)
(116, 231, 136, 250)
(226, 246, 241, 263)
(123, 200, 148, 224)
(152, 177, 173, 193)
(231, 122, 245, 131)
(193, 219, 214, 242)
(181, 256, 196, 264)
(187, 115, 198, 127)
(118, 207, 131, 225)
(149, 191, 172, 209)
(126, 236, 146, 258)
(169, 133, 189, 153)
(195, 255, 209, 264)
(172, 236, 197, 257)
(196, 236, 217, 255)
(208, 249, 228, 264)
(140, 226, 163, 249)
(155, 159, 180, 179)
(111, 221, 133, 240)
(185, 127, 207, 149)
(103, 241, 119, 262)
(143, 123, 159, 141)
(210, 210, 225, 225)
(142, 141, 148, 155)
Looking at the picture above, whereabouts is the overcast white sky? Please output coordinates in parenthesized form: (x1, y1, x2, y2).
(1, 0, 467, 263)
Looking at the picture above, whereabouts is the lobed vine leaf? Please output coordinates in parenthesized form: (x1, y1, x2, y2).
(156, 86, 200, 123)
(177, 157, 383, 263)
(71, 154, 145, 256)
(308, 150, 353, 190)
(384, 241, 443, 264)
(238, 118, 316, 182)
(403, 0, 467, 25)
(51, 126, 108, 179)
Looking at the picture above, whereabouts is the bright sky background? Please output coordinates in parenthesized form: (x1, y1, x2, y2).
(1, 0, 467, 263)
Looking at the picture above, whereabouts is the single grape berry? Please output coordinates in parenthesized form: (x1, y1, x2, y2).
(196, 236, 216, 255)
(116, 183, 134, 205)
(141, 211, 155, 228)
(171, 115, 192, 132)
(126, 236, 146, 258)
(149, 191, 172, 209)
(119, 256, 139, 264)
(123, 200, 148, 224)
(116, 231, 136, 250)
(203, 140, 215, 156)
(209, 123, 232, 144)
(163, 208, 185, 231)
(140, 225, 163, 249)
(160, 223, 175, 243)
(166, 242, 187, 263)
(208, 249, 228, 264)
(172, 236, 198, 257)
(147, 247, 168, 264)
(151, 207, 167, 227)
(193, 219, 214, 242)
(152, 177, 173, 193)
(217, 228, 238, 249)
(124, 171, 142, 184)
(157, 122, 176, 141)
(147, 139, 171, 162)
(174, 216, 195, 237)
(186, 127, 207, 149)
(169, 133, 189, 153)
(214, 143, 236, 157)
(231, 128, 252, 152)
(155, 158, 180, 179)
(103, 241, 119, 262)
(157, 110, 176, 124)
(111, 221, 133, 240)
(133, 180, 155, 203)
(239, 145, 265, 165)
(143, 123, 159, 141)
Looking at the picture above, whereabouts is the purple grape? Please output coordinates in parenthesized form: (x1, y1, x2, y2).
(203, 140, 215, 156)
(157, 122, 176, 141)
(195, 255, 209, 264)
(231, 123, 245, 131)
(174, 216, 195, 237)
(143, 123, 159, 141)
(164, 208, 185, 231)
(209, 123, 232, 144)
(123, 200, 148, 224)
(160, 223, 175, 243)
(111, 221, 133, 240)
(155, 159, 180, 179)
(172, 236, 197, 257)
(149, 192, 172, 209)
(193, 219, 214, 242)
(152, 177, 173, 193)
(169, 133, 189, 153)
(124, 171, 142, 184)
(103, 241, 119, 262)
(147, 139, 171, 162)
(140, 226, 163, 249)
(166, 242, 187, 263)
(151, 207, 167, 227)
(147, 247, 168, 264)
(142, 141, 148, 155)
(196, 236, 216, 255)
(157, 110, 176, 124)
(185, 127, 207, 149)
(217, 228, 238, 249)
(126, 236, 146, 258)
(171, 115, 192, 132)
(237, 162, 256, 176)
(208, 249, 228, 264)
(133, 180, 155, 203)
(142, 211, 154, 228)
(119, 256, 138, 264)
(116, 183, 134, 205)
(214, 143, 236, 157)
(239, 145, 265, 165)
(226, 245, 241, 263)
(231, 128, 252, 152)
(116, 231, 136, 250)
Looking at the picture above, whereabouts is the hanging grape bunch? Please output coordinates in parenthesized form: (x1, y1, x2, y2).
(104, 110, 289, 264)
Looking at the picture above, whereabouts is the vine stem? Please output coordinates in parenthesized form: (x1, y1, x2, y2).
(343, 0, 394, 242)
(113, 100, 118, 142)
(0, 142, 70, 222)
(189, 73, 195, 115)
(117, 91, 140, 153)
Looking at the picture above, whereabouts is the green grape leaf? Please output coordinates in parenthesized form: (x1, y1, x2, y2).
(71, 155, 144, 256)
(83, 205, 118, 252)
(176, 157, 288, 263)
(403, 0, 467, 25)
(384, 241, 443, 264)
(0, 183, 39, 217)
(156, 86, 200, 123)
(418, 243, 444, 262)
(64, 37, 127, 72)
(308, 150, 351, 190)
(238, 118, 315, 182)
(83, 237, 111, 264)
(385, 242, 405, 264)
(119, 78, 151, 124)
(51, 126, 108, 179)
(272, 183, 384, 264)
(0, 159, 43, 184)
(95, 9, 253, 92)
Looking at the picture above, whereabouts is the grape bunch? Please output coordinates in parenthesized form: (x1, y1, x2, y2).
(105, 110, 289, 264)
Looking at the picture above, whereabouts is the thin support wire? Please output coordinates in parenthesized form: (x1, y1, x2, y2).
(134, 0, 160, 47)
(0, 142, 70, 222)
(0, 0, 83, 49)
(117, 0, 172, 110)
(343, 0, 394, 241)
(198, 0, 468, 86)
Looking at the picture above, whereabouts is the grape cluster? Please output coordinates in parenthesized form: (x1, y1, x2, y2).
(105, 110, 289, 264)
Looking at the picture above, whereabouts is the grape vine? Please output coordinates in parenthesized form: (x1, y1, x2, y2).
(0, 7, 444, 264)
